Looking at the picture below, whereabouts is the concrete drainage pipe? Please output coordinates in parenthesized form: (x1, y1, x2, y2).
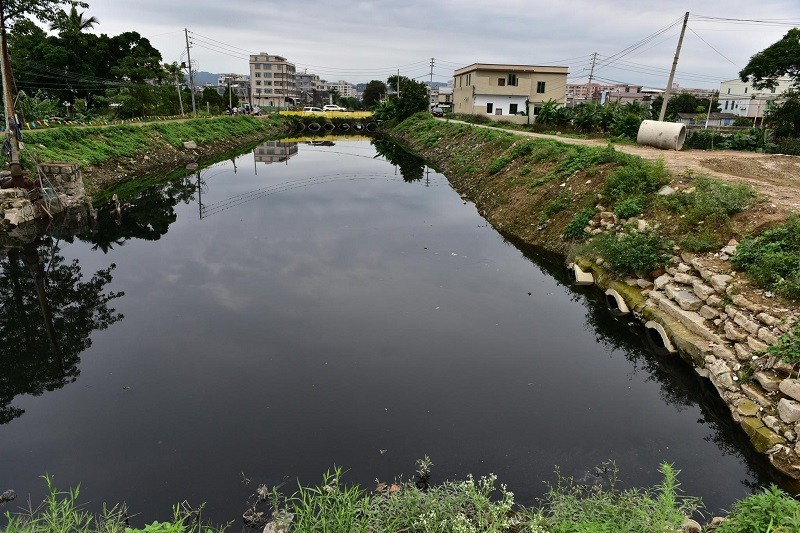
(605, 288, 630, 315)
(567, 263, 594, 285)
(636, 120, 687, 151)
(644, 320, 677, 354)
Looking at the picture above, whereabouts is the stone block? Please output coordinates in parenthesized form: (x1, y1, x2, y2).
(654, 274, 672, 290)
(731, 293, 765, 313)
(780, 379, 800, 402)
(778, 398, 800, 424)
(692, 281, 716, 301)
(735, 314, 761, 335)
(757, 313, 781, 327)
(755, 371, 782, 392)
(712, 344, 736, 362)
(747, 336, 769, 353)
(706, 294, 723, 308)
(741, 416, 786, 453)
(699, 305, 720, 320)
(734, 343, 753, 361)
(724, 321, 748, 342)
(742, 382, 773, 407)
(709, 359, 736, 392)
(758, 328, 780, 346)
(711, 274, 733, 292)
(737, 399, 760, 417)
(183, 141, 198, 149)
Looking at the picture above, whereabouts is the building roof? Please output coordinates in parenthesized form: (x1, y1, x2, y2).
(453, 63, 568, 76)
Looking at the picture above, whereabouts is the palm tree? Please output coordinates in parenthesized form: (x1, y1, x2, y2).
(49, 6, 98, 34)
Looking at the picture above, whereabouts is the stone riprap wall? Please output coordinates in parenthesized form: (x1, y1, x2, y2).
(0, 163, 88, 237)
(578, 207, 800, 480)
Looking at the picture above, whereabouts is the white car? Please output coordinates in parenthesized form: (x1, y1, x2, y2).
(303, 107, 323, 112)
(322, 105, 346, 111)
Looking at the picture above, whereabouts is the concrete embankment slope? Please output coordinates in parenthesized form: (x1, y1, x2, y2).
(388, 114, 800, 486)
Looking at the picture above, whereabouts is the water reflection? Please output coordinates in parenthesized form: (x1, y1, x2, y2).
(372, 137, 427, 182)
(0, 237, 124, 424)
(253, 141, 298, 165)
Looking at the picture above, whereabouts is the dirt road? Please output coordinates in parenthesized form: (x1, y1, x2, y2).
(448, 120, 800, 212)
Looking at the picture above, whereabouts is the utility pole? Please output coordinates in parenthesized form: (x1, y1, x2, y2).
(0, 20, 24, 186)
(658, 12, 689, 122)
(429, 57, 434, 86)
(175, 73, 184, 115)
(228, 80, 232, 109)
(586, 52, 597, 103)
(184, 28, 197, 116)
(397, 69, 400, 99)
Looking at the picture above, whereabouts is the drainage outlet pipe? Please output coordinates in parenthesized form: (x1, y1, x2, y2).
(354, 123, 364, 131)
(567, 263, 594, 285)
(307, 122, 321, 132)
(323, 121, 335, 131)
(636, 120, 687, 151)
(339, 122, 350, 131)
(605, 288, 630, 315)
(365, 122, 378, 133)
(644, 320, 677, 354)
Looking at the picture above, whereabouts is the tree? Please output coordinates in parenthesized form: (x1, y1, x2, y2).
(200, 86, 224, 113)
(339, 96, 362, 110)
(764, 91, 800, 137)
(739, 28, 800, 89)
(362, 80, 387, 109)
(329, 86, 340, 105)
(649, 93, 719, 121)
(49, 5, 98, 35)
(222, 86, 239, 109)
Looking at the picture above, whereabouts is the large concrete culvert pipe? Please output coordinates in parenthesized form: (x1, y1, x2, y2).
(636, 120, 687, 151)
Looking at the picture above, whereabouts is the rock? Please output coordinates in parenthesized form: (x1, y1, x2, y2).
(734, 343, 753, 361)
(672, 272, 694, 285)
(636, 279, 654, 289)
(0, 490, 15, 504)
(658, 185, 675, 196)
(706, 294, 723, 308)
(183, 140, 198, 149)
(757, 313, 781, 327)
(637, 219, 649, 232)
(736, 399, 760, 417)
(692, 281, 716, 301)
(747, 336, 769, 353)
(700, 305, 720, 320)
(724, 321, 748, 342)
(712, 344, 736, 362)
(710, 274, 733, 292)
(721, 244, 738, 256)
(778, 398, 800, 423)
(758, 327, 780, 346)
(741, 416, 786, 453)
(742, 382, 773, 407)
(709, 359, 736, 391)
(755, 371, 782, 392)
(654, 274, 672, 290)
(735, 315, 761, 335)
(763, 415, 782, 432)
(780, 379, 800, 402)
(681, 517, 702, 533)
(731, 293, 765, 313)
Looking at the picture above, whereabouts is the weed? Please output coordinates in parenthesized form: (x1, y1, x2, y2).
(613, 195, 645, 219)
(289, 467, 371, 532)
(603, 158, 669, 204)
(732, 216, 800, 300)
(542, 191, 572, 218)
(578, 230, 671, 275)
(564, 208, 595, 240)
(766, 323, 800, 365)
(717, 484, 800, 533)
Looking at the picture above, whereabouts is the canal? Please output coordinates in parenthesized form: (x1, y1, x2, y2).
(0, 137, 785, 526)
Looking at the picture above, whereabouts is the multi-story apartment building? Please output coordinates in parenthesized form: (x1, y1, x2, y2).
(253, 141, 298, 165)
(249, 53, 298, 108)
(453, 63, 569, 123)
(566, 82, 651, 106)
(217, 73, 250, 105)
(332, 80, 356, 99)
(718, 76, 793, 123)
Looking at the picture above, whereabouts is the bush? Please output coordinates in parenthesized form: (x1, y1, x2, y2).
(603, 159, 669, 204)
(614, 195, 645, 219)
(564, 209, 595, 239)
(717, 484, 800, 532)
(731, 216, 800, 300)
(581, 230, 671, 275)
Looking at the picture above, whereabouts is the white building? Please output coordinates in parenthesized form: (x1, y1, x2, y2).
(718, 76, 794, 123)
(249, 53, 297, 108)
(332, 80, 356, 98)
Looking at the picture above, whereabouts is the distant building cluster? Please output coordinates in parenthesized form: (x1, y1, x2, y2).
(197, 50, 793, 125)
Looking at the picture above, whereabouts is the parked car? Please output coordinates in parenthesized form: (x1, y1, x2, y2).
(303, 107, 323, 112)
(430, 107, 444, 117)
(322, 104, 346, 112)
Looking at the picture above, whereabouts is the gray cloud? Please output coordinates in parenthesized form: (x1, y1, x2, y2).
(82, 0, 800, 88)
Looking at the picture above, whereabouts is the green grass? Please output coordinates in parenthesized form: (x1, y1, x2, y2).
(732, 216, 800, 300)
(20, 116, 285, 169)
(564, 208, 595, 240)
(576, 229, 672, 275)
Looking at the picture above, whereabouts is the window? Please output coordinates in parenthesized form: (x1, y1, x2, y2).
(533, 106, 542, 116)
(507, 74, 518, 86)
(536, 81, 546, 93)
(744, 87, 748, 93)
(727, 88, 731, 94)
(509, 103, 518, 114)
(256, 80, 261, 86)
(486, 102, 493, 113)
(771, 87, 776, 93)
(467, 73, 471, 85)
(255, 72, 261, 78)
(254, 64, 261, 70)
(724, 101, 728, 110)
(498, 78, 505, 86)
(495, 108, 502, 115)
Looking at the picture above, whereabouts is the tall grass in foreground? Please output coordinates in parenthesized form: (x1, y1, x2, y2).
(4, 463, 800, 532)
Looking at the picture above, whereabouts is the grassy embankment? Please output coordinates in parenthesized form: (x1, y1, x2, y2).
(20, 115, 288, 198)
(389, 113, 800, 303)
(5, 463, 800, 532)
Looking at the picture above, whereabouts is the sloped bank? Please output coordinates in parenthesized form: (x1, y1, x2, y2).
(388, 114, 800, 485)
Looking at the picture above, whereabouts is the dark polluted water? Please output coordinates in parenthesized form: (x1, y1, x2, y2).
(0, 137, 790, 526)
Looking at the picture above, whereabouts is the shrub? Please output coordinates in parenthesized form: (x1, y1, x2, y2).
(731, 216, 800, 300)
(614, 195, 645, 219)
(766, 323, 800, 365)
(581, 230, 671, 275)
(564, 209, 595, 239)
(603, 159, 669, 204)
(717, 484, 800, 532)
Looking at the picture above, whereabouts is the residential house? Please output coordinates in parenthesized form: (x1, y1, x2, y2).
(718, 76, 793, 124)
(676, 112, 738, 128)
(217, 73, 250, 105)
(253, 141, 298, 165)
(249, 53, 298, 108)
(437, 87, 453, 110)
(453, 63, 569, 123)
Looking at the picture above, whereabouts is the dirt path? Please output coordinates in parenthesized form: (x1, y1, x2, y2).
(444, 119, 800, 212)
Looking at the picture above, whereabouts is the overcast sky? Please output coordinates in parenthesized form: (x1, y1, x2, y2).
(79, 0, 800, 90)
